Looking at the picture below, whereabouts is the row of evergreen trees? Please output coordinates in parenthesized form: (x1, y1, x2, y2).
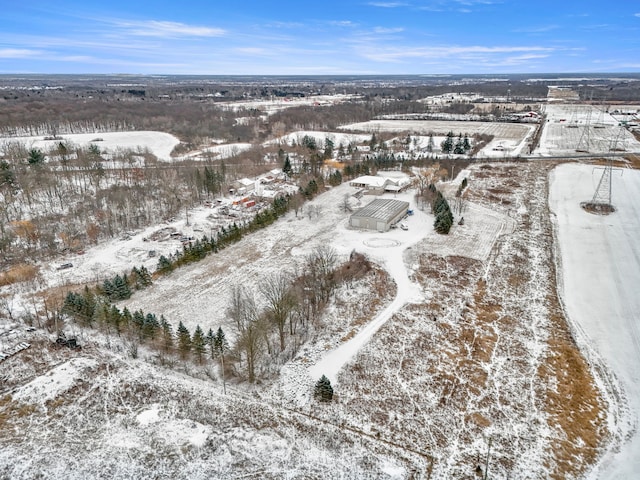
(441, 131, 472, 154)
(62, 284, 230, 366)
(430, 184, 454, 234)
(156, 195, 291, 275)
(60, 194, 301, 365)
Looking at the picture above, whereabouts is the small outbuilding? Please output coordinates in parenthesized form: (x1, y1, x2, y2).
(350, 199, 410, 232)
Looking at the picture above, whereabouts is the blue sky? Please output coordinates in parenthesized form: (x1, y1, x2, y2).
(1, 1, 639, 74)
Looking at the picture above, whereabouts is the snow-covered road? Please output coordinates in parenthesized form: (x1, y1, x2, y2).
(308, 195, 512, 387)
(308, 233, 424, 386)
(550, 163, 640, 480)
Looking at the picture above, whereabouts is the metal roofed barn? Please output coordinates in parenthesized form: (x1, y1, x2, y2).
(349, 198, 409, 232)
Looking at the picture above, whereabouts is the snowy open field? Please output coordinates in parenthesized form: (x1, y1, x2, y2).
(550, 163, 640, 480)
(215, 94, 358, 114)
(0, 131, 180, 161)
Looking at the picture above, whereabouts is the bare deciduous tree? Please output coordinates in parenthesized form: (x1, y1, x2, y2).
(260, 272, 297, 352)
(228, 284, 262, 382)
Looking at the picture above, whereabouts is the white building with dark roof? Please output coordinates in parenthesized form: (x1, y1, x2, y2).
(349, 198, 409, 232)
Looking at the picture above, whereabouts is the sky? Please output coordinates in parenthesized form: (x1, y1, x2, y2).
(1, 0, 639, 75)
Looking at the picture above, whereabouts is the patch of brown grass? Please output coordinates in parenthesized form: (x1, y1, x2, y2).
(541, 313, 606, 479)
(0, 263, 39, 287)
(626, 154, 640, 169)
(466, 412, 492, 428)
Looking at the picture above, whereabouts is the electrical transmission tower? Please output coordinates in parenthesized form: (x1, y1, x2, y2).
(591, 127, 624, 206)
(576, 108, 592, 152)
(591, 159, 612, 205)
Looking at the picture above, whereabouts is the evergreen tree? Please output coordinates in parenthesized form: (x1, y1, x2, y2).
(177, 321, 191, 359)
(323, 138, 334, 159)
(143, 313, 160, 340)
(314, 375, 334, 402)
(441, 131, 454, 153)
(463, 135, 471, 152)
(122, 307, 133, 330)
(157, 255, 173, 273)
(283, 155, 293, 177)
(160, 315, 173, 353)
(214, 327, 230, 394)
(102, 279, 115, 300)
(110, 305, 123, 335)
(113, 274, 131, 300)
(192, 325, 206, 363)
(133, 310, 145, 338)
(80, 286, 96, 326)
(27, 148, 45, 166)
(206, 328, 216, 359)
(0, 160, 16, 188)
(454, 134, 465, 154)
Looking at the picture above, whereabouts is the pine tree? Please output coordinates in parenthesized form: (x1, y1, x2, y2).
(157, 255, 173, 273)
(27, 148, 45, 165)
(102, 279, 115, 300)
(206, 328, 216, 359)
(177, 321, 191, 359)
(283, 155, 293, 178)
(441, 131, 454, 153)
(160, 315, 173, 353)
(143, 313, 160, 340)
(463, 134, 471, 152)
(113, 274, 131, 300)
(192, 325, 206, 363)
(314, 375, 334, 402)
(454, 134, 465, 154)
(133, 310, 145, 338)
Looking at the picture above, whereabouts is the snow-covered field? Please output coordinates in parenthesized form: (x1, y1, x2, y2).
(339, 119, 535, 157)
(550, 163, 640, 480)
(340, 119, 533, 141)
(215, 94, 358, 114)
(0, 131, 180, 161)
(267, 130, 372, 148)
(1, 161, 612, 478)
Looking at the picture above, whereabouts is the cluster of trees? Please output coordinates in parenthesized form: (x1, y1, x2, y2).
(228, 248, 373, 382)
(99, 266, 153, 301)
(155, 196, 291, 275)
(430, 185, 454, 234)
(61, 246, 374, 386)
(63, 286, 167, 342)
(62, 284, 230, 373)
(441, 132, 472, 154)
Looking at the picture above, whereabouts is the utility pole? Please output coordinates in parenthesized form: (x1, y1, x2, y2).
(483, 436, 492, 480)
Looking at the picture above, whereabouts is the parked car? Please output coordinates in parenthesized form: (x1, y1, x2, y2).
(56, 263, 73, 270)
(400, 222, 409, 231)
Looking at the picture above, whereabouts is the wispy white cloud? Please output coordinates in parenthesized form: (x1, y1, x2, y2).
(417, 0, 499, 10)
(634, 13, 640, 18)
(368, 2, 409, 8)
(359, 45, 554, 62)
(373, 27, 404, 34)
(329, 20, 358, 27)
(0, 48, 43, 58)
(513, 25, 559, 34)
(112, 20, 225, 38)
